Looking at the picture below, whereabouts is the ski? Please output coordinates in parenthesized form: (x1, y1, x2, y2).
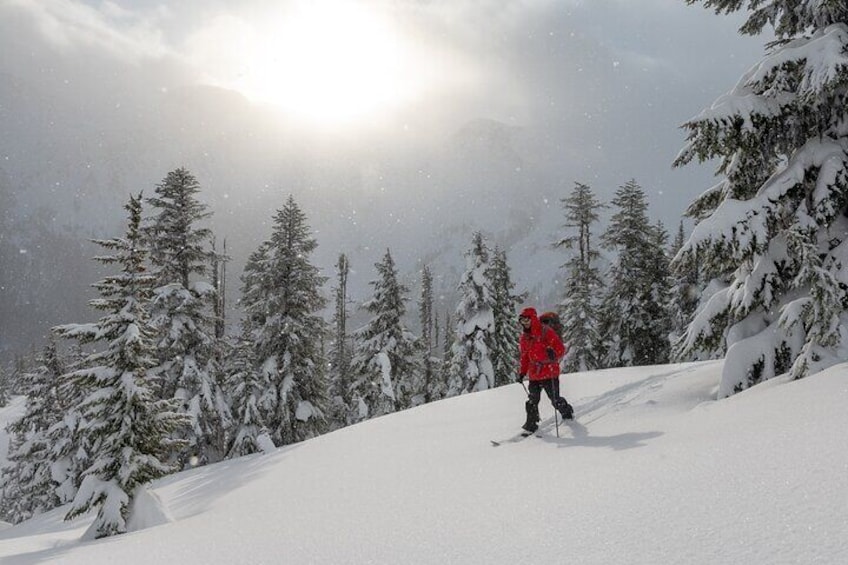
(490, 414, 577, 446)
(490, 431, 537, 446)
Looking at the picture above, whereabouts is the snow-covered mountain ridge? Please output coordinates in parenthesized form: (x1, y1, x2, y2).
(1, 360, 845, 564)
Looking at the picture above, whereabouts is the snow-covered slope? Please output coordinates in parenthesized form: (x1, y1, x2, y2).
(1, 361, 846, 564)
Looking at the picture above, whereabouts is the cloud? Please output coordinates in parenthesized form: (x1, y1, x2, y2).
(3, 0, 171, 61)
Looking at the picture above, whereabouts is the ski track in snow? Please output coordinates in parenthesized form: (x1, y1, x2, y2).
(573, 364, 704, 424)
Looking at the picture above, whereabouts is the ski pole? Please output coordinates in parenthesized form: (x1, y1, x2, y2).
(553, 379, 560, 439)
(554, 402, 560, 438)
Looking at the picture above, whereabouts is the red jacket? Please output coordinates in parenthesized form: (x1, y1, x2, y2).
(519, 307, 566, 381)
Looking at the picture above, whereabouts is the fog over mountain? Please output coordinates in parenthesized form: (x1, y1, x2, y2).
(0, 0, 763, 358)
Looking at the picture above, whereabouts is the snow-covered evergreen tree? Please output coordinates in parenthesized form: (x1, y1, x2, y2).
(6, 356, 31, 397)
(669, 221, 701, 351)
(224, 243, 274, 456)
(675, 1, 848, 396)
(643, 221, 673, 364)
(349, 249, 418, 420)
(0, 340, 64, 523)
(447, 232, 496, 395)
(599, 180, 668, 367)
(327, 254, 353, 428)
(210, 237, 229, 341)
(54, 193, 187, 539)
(489, 248, 521, 386)
(413, 265, 440, 404)
(223, 335, 272, 457)
(555, 182, 605, 372)
(239, 241, 273, 333)
(433, 306, 441, 358)
(249, 196, 329, 445)
(34, 340, 92, 510)
(145, 168, 230, 465)
(435, 310, 453, 400)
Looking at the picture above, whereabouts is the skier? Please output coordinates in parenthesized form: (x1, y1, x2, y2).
(517, 307, 573, 433)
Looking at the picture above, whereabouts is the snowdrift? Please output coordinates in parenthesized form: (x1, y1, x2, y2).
(1, 360, 846, 564)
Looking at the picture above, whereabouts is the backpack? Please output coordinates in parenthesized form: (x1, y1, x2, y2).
(539, 311, 564, 340)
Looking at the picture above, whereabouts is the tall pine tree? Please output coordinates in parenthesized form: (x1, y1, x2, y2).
(145, 168, 230, 465)
(328, 253, 353, 427)
(225, 242, 274, 456)
(669, 221, 701, 352)
(249, 196, 330, 445)
(0, 340, 65, 523)
(489, 248, 521, 386)
(447, 232, 496, 395)
(644, 221, 673, 364)
(599, 180, 668, 367)
(675, 1, 848, 396)
(349, 249, 418, 420)
(412, 264, 440, 404)
(556, 182, 605, 372)
(55, 194, 186, 539)
(223, 335, 270, 457)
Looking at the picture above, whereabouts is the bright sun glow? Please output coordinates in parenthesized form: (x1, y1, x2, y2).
(234, 1, 409, 127)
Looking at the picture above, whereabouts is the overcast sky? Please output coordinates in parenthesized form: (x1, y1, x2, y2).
(0, 0, 769, 345)
(0, 0, 763, 205)
(1, 0, 760, 130)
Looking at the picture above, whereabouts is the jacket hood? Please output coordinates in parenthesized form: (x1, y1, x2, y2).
(520, 307, 541, 335)
(520, 307, 538, 320)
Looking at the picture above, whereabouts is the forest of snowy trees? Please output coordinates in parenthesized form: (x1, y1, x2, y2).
(1, 0, 847, 542)
(0, 170, 691, 537)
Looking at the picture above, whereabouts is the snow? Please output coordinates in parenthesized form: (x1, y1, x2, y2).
(294, 400, 315, 422)
(1, 361, 847, 563)
(125, 487, 173, 533)
(0, 397, 25, 469)
(690, 24, 848, 129)
(376, 351, 396, 400)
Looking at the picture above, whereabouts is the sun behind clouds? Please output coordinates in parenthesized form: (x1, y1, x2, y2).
(192, 0, 416, 128)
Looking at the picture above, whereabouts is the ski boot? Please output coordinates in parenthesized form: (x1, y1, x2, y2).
(523, 400, 540, 432)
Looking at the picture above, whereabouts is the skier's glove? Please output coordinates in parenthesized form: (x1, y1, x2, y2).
(515, 374, 524, 384)
(546, 347, 556, 361)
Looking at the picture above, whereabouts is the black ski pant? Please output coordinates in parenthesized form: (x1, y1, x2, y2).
(525, 378, 571, 422)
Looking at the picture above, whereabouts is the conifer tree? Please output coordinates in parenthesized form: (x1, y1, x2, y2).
(434, 310, 453, 400)
(250, 196, 329, 445)
(419, 265, 435, 354)
(669, 221, 701, 350)
(39, 340, 90, 507)
(224, 335, 271, 457)
(556, 182, 605, 372)
(675, 1, 848, 395)
(239, 241, 273, 333)
(224, 243, 274, 456)
(434, 307, 441, 358)
(599, 180, 666, 367)
(489, 248, 521, 386)
(145, 168, 230, 465)
(0, 340, 64, 523)
(437, 310, 456, 398)
(210, 237, 230, 341)
(414, 265, 439, 403)
(7, 356, 30, 397)
(447, 232, 496, 395)
(643, 221, 673, 364)
(349, 249, 418, 420)
(54, 194, 186, 539)
(328, 253, 353, 427)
